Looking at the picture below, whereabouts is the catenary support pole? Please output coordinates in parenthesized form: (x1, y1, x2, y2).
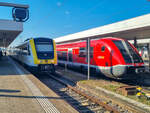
(87, 38, 91, 80)
(148, 43, 150, 72)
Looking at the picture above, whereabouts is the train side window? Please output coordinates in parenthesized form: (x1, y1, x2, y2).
(57, 51, 61, 60)
(57, 51, 67, 61)
(23, 46, 28, 55)
(79, 47, 86, 57)
(28, 45, 31, 55)
(101, 46, 105, 52)
(62, 52, 67, 61)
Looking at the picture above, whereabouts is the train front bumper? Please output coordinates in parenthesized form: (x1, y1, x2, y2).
(38, 64, 54, 72)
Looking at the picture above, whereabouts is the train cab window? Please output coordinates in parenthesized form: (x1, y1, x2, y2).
(79, 47, 86, 57)
(101, 46, 105, 52)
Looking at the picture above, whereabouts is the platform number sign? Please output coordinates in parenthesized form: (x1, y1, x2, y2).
(12, 7, 29, 22)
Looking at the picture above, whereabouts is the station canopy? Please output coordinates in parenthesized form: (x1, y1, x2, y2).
(0, 19, 23, 47)
(55, 14, 150, 43)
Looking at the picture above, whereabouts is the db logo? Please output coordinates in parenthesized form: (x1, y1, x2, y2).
(98, 56, 104, 59)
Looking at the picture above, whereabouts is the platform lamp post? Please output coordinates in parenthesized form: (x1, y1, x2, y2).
(0, 2, 29, 22)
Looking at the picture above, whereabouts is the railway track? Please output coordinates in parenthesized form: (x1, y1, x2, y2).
(11, 55, 149, 113)
(37, 72, 131, 113)
(54, 66, 150, 112)
(14, 61, 134, 113)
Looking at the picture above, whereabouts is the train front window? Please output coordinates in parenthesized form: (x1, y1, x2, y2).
(36, 44, 53, 52)
(34, 38, 54, 59)
(112, 40, 132, 63)
(125, 41, 143, 63)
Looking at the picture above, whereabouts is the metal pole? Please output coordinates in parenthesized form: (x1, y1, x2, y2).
(87, 38, 90, 80)
(2, 33, 6, 48)
(0, 2, 29, 8)
(148, 43, 150, 72)
(65, 53, 67, 71)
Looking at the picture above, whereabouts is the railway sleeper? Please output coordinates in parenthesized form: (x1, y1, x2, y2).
(76, 105, 91, 109)
(72, 96, 86, 100)
(67, 85, 120, 113)
(64, 97, 78, 101)
(89, 106, 103, 111)
(69, 100, 81, 104)
(66, 91, 80, 95)
(77, 106, 94, 111)
(78, 109, 95, 113)
(62, 95, 73, 99)
(54, 91, 66, 94)
(78, 99, 89, 103)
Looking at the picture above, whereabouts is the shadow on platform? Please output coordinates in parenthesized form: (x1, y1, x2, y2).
(0, 89, 21, 93)
(0, 94, 63, 100)
(0, 56, 29, 75)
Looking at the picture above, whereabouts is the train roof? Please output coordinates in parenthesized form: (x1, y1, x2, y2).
(15, 37, 53, 48)
(56, 37, 125, 45)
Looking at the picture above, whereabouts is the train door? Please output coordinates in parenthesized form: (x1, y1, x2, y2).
(100, 45, 107, 66)
(68, 48, 73, 62)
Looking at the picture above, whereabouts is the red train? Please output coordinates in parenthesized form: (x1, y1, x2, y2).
(56, 37, 145, 79)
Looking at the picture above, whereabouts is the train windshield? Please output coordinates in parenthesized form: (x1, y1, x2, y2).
(124, 41, 143, 63)
(113, 40, 143, 63)
(34, 38, 54, 59)
(36, 43, 53, 52)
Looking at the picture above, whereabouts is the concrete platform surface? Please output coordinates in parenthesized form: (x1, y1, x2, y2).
(0, 56, 78, 113)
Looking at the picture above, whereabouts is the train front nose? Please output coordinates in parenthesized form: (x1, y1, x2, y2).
(101, 65, 127, 79)
(110, 65, 127, 79)
(106, 65, 145, 79)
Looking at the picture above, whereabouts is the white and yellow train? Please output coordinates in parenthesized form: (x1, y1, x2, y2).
(10, 37, 57, 73)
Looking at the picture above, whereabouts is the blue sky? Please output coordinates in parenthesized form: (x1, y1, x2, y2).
(0, 0, 150, 46)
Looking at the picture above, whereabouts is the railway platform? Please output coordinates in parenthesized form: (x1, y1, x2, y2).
(0, 56, 78, 113)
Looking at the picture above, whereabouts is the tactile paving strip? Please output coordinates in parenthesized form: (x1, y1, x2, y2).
(9, 57, 60, 113)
